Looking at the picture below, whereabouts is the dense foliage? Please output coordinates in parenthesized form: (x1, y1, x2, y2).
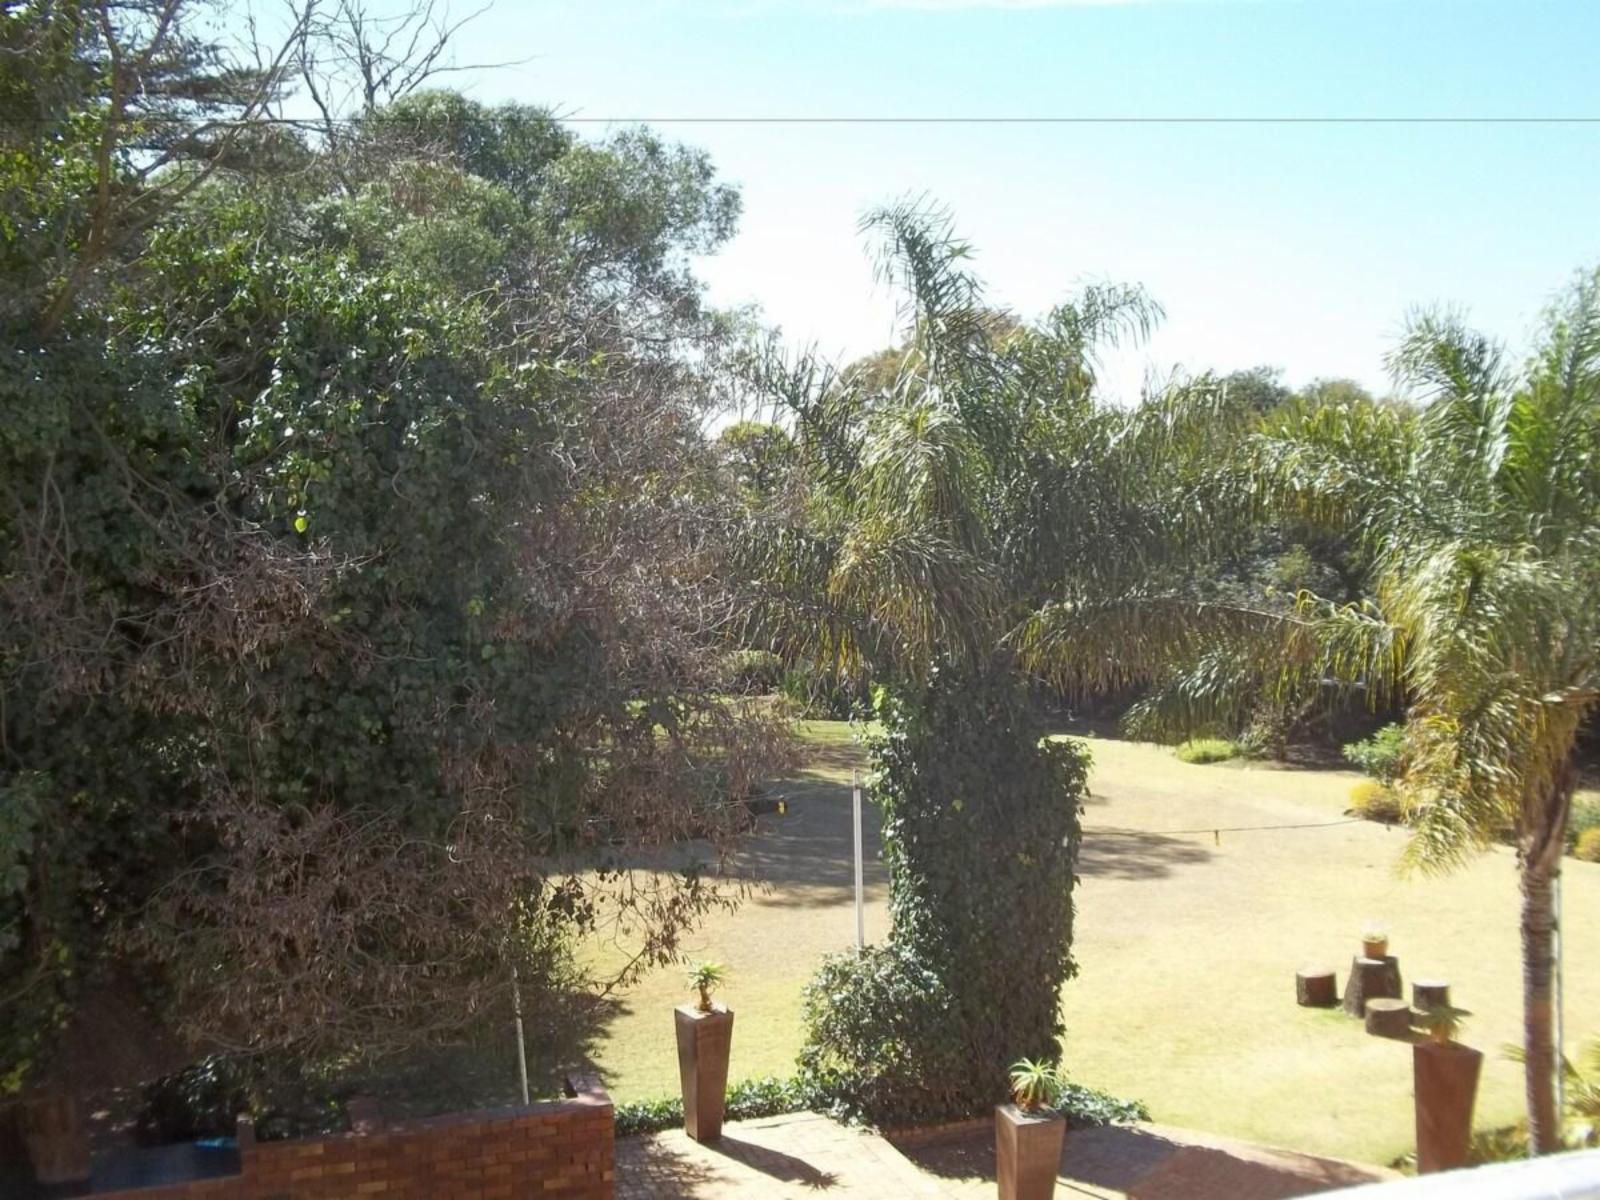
(794, 673, 1088, 1125)
(1566, 796, 1600, 852)
(1, 0, 785, 1096)
(611, 1070, 1144, 1137)
(613, 1076, 820, 1138)
(1174, 737, 1242, 765)
(735, 202, 1245, 1119)
(1343, 724, 1407, 782)
(1348, 779, 1406, 825)
(1039, 272, 1600, 1152)
(798, 674, 1087, 1125)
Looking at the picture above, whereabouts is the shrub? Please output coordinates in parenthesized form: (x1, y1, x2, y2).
(779, 665, 869, 719)
(1343, 723, 1406, 782)
(136, 1056, 347, 1145)
(723, 649, 784, 694)
(1053, 1081, 1148, 1129)
(614, 1076, 819, 1138)
(1467, 1123, 1532, 1165)
(1174, 738, 1240, 765)
(797, 667, 1089, 1126)
(798, 943, 970, 1126)
(1576, 829, 1600, 863)
(611, 1069, 1146, 1139)
(1238, 705, 1295, 761)
(1349, 780, 1405, 824)
(1570, 797, 1600, 849)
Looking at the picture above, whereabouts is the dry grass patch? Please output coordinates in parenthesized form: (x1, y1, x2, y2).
(578, 722, 1600, 1165)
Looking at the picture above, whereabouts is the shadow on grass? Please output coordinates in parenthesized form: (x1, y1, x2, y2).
(1078, 829, 1213, 880)
(730, 780, 888, 903)
(341, 993, 632, 1121)
(792, 739, 868, 775)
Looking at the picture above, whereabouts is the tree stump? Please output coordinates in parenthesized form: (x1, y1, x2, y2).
(1296, 968, 1337, 1008)
(1413, 980, 1450, 1013)
(1366, 998, 1413, 1039)
(1343, 955, 1402, 1017)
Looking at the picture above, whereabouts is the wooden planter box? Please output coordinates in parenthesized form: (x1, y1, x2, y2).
(675, 1005, 734, 1142)
(1414, 1040, 1482, 1174)
(996, 1104, 1064, 1200)
(22, 1091, 91, 1185)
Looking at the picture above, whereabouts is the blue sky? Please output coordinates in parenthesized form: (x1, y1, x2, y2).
(423, 0, 1599, 401)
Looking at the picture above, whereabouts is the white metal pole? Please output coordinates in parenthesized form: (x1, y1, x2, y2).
(511, 964, 531, 1106)
(852, 769, 865, 950)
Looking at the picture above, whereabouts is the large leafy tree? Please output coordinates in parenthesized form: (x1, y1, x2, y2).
(1031, 274, 1600, 1153)
(740, 203, 1247, 1120)
(1, 0, 780, 1097)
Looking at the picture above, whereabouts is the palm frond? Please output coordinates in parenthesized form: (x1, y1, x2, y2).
(1014, 591, 1402, 722)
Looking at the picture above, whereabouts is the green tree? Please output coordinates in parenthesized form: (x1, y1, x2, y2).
(1296, 376, 1376, 409)
(716, 420, 796, 501)
(741, 203, 1245, 1119)
(1, 4, 778, 1095)
(1032, 275, 1600, 1153)
(1220, 365, 1293, 416)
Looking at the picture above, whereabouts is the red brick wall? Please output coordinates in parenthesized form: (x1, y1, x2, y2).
(91, 1078, 614, 1200)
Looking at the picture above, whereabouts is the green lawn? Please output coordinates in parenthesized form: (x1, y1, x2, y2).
(578, 720, 1600, 1165)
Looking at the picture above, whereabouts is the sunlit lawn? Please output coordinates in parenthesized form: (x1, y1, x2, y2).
(579, 719, 1600, 1165)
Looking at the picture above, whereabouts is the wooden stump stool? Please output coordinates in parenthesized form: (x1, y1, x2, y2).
(1366, 998, 1413, 1039)
(1343, 955, 1403, 1017)
(1296, 968, 1338, 1008)
(1413, 980, 1450, 1012)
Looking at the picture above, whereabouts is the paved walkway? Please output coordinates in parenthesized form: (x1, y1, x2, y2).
(616, 1113, 1398, 1199)
(616, 1113, 947, 1198)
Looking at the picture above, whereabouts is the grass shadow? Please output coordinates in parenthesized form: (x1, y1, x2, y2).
(340, 993, 631, 1121)
(1078, 829, 1214, 880)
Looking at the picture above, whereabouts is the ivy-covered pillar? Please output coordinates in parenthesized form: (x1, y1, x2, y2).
(800, 661, 1088, 1123)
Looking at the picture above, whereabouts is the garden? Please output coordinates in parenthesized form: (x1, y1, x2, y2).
(585, 719, 1600, 1167)
(6, 2, 1600, 1194)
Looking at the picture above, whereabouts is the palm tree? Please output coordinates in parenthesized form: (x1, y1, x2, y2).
(737, 201, 1245, 1115)
(1027, 270, 1600, 1153)
(742, 200, 1240, 681)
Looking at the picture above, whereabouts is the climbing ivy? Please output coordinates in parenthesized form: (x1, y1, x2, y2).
(799, 664, 1089, 1125)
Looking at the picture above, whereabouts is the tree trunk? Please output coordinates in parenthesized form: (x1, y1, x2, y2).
(1520, 854, 1560, 1154)
(1520, 754, 1574, 1156)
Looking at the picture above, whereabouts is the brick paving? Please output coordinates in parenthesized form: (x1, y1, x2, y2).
(616, 1113, 949, 1198)
(616, 1113, 1398, 1199)
(901, 1120, 1398, 1199)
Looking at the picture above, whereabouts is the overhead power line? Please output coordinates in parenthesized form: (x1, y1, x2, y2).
(550, 116, 1600, 126)
(5, 114, 1600, 128)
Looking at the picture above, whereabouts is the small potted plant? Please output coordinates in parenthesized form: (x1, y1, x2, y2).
(996, 1058, 1066, 1200)
(1413, 1004, 1482, 1173)
(1361, 922, 1389, 961)
(674, 961, 733, 1142)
